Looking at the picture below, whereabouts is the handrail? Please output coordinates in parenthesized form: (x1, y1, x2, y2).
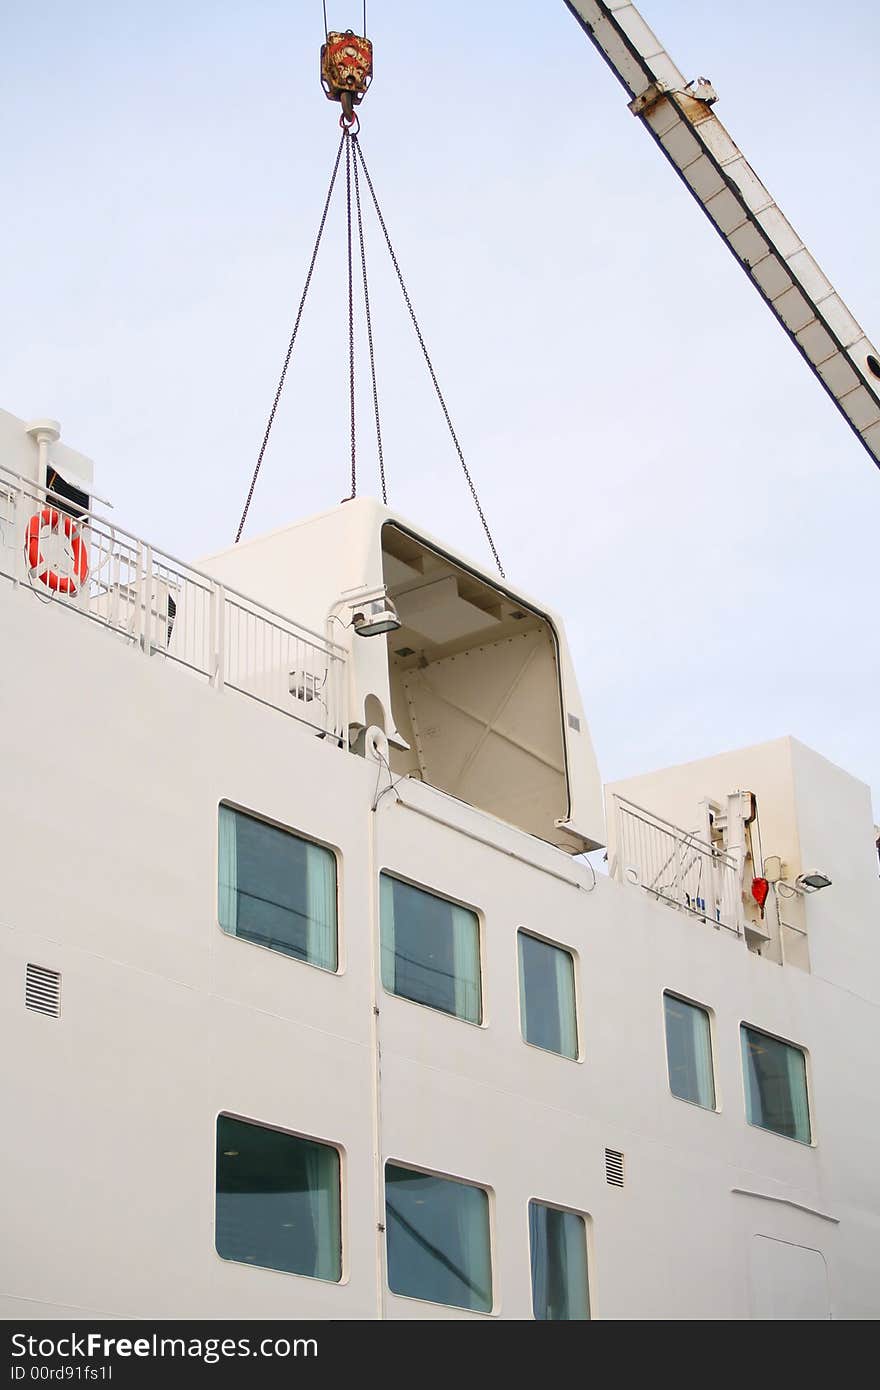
(0, 461, 348, 740)
(613, 794, 739, 870)
(611, 793, 742, 935)
(0, 462, 345, 656)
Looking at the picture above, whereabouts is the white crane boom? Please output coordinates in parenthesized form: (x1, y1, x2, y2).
(564, 1, 880, 471)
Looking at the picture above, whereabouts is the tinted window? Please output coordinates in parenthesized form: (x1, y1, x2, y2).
(380, 875, 480, 1023)
(385, 1163, 491, 1312)
(664, 993, 715, 1108)
(219, 806, 337, 970)
(741, 1026, 810, 1143)
(518, 932, 577, 1059)
(529, 1201, 590, 1320)
(215, 1115, 341, 1280)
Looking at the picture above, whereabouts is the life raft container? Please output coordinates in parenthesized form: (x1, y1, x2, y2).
(24, 507, 89, 595)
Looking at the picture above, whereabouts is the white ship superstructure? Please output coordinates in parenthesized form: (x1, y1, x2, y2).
(2, 409, 879, 1320)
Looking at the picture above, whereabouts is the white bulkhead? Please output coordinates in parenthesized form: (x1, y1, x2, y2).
(2, 409, 880, 1321)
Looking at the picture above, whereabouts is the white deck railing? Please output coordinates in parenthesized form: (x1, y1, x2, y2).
(0, 463, 348, 741)
(611, 795, 743, 935)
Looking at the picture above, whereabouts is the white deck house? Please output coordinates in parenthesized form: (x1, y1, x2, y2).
(2, 407, 879, 1320)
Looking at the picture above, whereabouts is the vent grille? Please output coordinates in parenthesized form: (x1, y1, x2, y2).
(605, 1148, 625, 1187)
(25, 964, 61, 1018)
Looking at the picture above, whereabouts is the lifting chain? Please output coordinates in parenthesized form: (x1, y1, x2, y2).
(352, 137, 505, 578)
(352, 135, 386, 504)
(234, 31, 504, 577)
(345, 131, 356, 499)
(234, 129, 346, 545)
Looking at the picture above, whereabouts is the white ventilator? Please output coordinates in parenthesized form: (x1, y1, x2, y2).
(564, 1, 880, 470)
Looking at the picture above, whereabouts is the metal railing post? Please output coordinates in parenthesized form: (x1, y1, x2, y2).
(140, 545, 154, 655)
(211, 582, 226, 689)
(11, 479, 24, 588)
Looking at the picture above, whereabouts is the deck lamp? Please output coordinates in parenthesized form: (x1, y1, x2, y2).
(796, 871, 833, 893)
(352, 598, 401, 637)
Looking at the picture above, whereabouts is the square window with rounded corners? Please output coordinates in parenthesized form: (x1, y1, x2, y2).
(518, 931, 578, 1060)
(663, 992, 716, 1110)
(528, 1200, 590, 1320)
(218, 804, 337, 971)
(215, 1114, 341, 1281)
(385, 1162, 492, 1313)
(741, 1024, 811, 1144)
(380, 873, 481, 1023)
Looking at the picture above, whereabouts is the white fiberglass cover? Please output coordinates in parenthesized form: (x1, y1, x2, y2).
(199, 498, 604, 852)
(381, 524, 594, 849)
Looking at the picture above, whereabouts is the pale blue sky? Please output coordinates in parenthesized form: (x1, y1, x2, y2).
(3, 2, 879, 813)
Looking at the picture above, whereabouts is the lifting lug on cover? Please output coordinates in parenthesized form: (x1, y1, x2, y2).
(320, 29, 373, 124)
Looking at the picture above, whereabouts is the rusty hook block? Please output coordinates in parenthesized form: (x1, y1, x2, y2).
(320, 30, 373, 122)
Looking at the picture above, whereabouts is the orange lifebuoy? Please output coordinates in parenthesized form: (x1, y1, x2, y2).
(24, 508, 89, 595)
